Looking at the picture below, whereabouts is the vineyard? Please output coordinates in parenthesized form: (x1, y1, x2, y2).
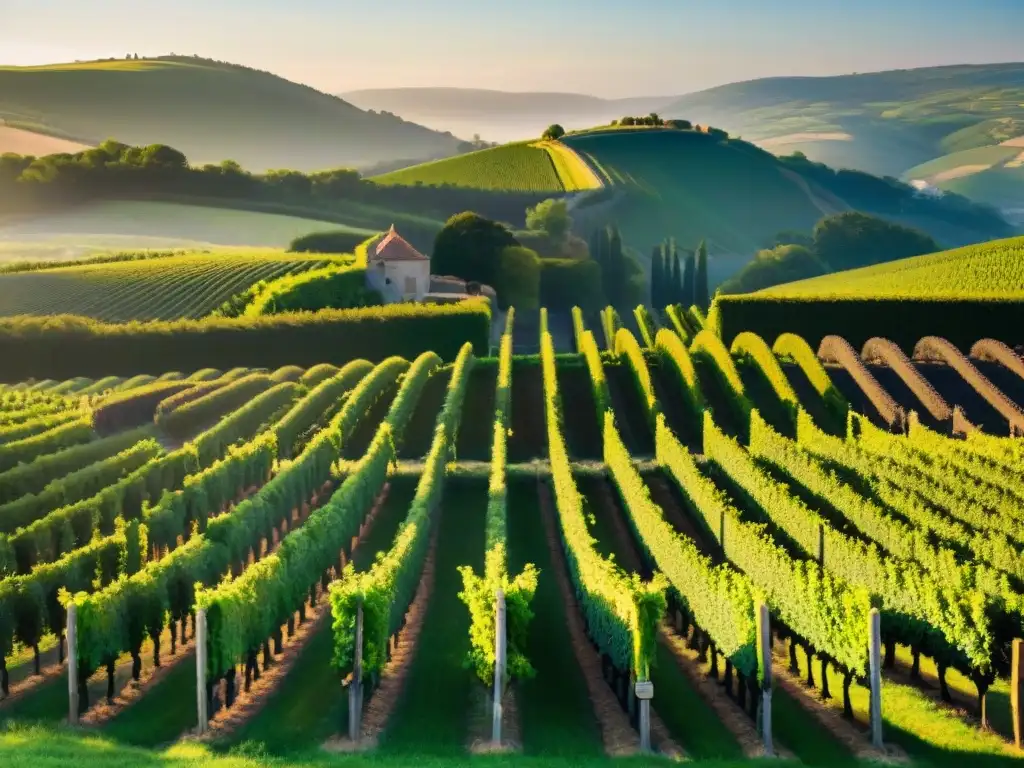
(1, 305, 1023, 768)
(371, 141, 594, 192)
(0, 250, 341, 322)
(756, 235, 1024, 300)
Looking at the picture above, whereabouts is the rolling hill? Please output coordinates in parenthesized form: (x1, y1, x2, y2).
(341, 87, 674, 143)
(374, 127, 1013, 286)
(0, 57, 464, 172)
(0, 200, 375, 258)
(660, 63, 1024, 181)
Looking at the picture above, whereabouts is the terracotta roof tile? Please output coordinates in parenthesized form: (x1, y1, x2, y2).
(372, 225, 428, 262)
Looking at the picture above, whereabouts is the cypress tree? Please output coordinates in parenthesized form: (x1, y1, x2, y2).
(694, 239, 709, 311)
(681, 248, 695, 308)
(651, 243, 668, 307)
(590, 228, 607, 268)
(607, 226, 626, 307)
(668, 241, 680, 305)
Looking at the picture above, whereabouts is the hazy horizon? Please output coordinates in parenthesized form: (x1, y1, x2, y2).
(3, 0, 1024, 99)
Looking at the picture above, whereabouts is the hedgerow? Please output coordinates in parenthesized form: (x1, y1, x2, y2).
(0, 301, 490, 379)
(710, 294, 1024, 353)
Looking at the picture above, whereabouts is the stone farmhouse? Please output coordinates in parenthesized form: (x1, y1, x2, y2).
(366, 225, 496, 305)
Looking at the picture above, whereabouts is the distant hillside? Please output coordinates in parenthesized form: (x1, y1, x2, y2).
(342, 87, 674, 143)
(660, 63, 1024, 180)
(903, 138, 1024, 211)
(375, 126, 1012, 286)
(0, 200, 375, 256)
(0, 57, 464, 171)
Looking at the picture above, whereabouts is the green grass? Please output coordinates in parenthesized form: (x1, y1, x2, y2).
(0, 57, 460, 171)
(506, 478, 604, 756)
(372, 142, 567, 192)
(757, 235, 1024, 299)
(378, 476, 487, 754)
(1, 723, 811, 768)
(785, 646, 1018, 767)
(0, 200, 374, 253)
(0, 247, 340, 321)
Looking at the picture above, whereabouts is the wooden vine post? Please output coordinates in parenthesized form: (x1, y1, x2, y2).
(757, 602, 774, 756)
(492, 589, 506, 747)
(868, 608, 883, 749)
(348, 599, 364, 742)
(67, 604, 78, 725)
(195, 608, 208, 735)
(1012, 638, 1022, 750)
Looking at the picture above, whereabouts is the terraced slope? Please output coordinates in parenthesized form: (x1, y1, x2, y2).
(372, 140, 598, 192)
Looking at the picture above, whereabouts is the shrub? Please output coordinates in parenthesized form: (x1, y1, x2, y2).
(497, 246, 541, 310)
(289, 230, 371, 254)
(540, 258, 604, 310)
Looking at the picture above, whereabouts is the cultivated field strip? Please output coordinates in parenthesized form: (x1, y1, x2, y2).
(0, 253, 332, 322)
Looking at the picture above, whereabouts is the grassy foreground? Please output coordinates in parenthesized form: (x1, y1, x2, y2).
(1, 723, 798, 768)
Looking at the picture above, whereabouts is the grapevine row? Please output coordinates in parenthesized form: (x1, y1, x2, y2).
(330, 342, 475, 679)
(67, 356, 408, 707)
(655, 417, 872, 677)
(706, 413, 999, 677)
(604, 414, 758, 675)
(541, 324, 664, 679)
(196, 350, 445, 686)
(459, 311, 539, 684)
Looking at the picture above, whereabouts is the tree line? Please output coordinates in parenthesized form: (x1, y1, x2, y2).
(0, 140, 549, 233)
(718, 212, 942, 295)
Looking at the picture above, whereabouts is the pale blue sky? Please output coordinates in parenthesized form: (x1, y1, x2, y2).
(3, 0, 1023, 97)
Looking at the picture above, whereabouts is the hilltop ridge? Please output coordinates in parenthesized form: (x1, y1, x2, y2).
(0, 56, 465, 171)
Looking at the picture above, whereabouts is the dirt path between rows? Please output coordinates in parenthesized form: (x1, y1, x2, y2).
(323, 509, 441, 751)
(536, 479, 678, 757)
(197, 484, 394, 742)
